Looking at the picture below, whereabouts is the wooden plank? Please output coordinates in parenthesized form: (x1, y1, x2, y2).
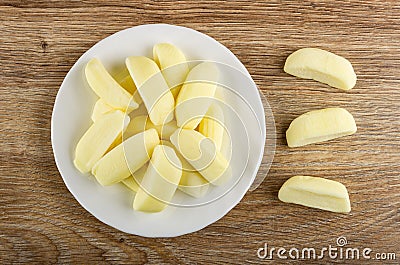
(0, 0, 399, 264)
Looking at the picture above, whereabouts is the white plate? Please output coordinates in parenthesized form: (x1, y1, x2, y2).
(51, 24, 266, 237)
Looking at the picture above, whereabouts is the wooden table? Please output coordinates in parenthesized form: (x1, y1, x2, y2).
(1, 1, 399, 264)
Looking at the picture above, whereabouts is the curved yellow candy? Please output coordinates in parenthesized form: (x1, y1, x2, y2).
(74, 110, 129, 173)
(170, 129, 231, 186)
(92, 129, 160, 186)
(161, 140, 209, 198)
(121, 164, 148, 192)
(85, 58, 138, 111)
(178, 172, 209, 198)
(278, 176, 351, 213)
(153, 43, 189, 99)
(198, 103, 224, 151)
(284, 48, 357, 90)
(91, 99, 114, 122)
(125, 115, 178, 140)
(175, 62, 219, 129)
(125, 56, 175, 125)
(116, 73, 143, 104)
(133, 145, 182, 212)
(286, 107, 357, 147)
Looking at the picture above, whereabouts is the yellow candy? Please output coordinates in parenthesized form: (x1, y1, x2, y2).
(125, 115, 178, 140)
(117, 73, 143, 104)
(278, 176, 351, 213)
(85, 58, 138, 111)
(286, 108, 357, 147)
(284, 48, 357, 90)
(133, 145, 182, 212)
(175, 62, 219, 129)
(198, 103, 224, 151)
(161, 140, 209, 198)
(153, 43, 189, 98)
(91, 99, 114, 122)
(125, 56, 175, 125)
(92, 129, 160, 186)
(121, 164, 148, 192)
(170, 129, 231, 186)
(74, 110, 129, 173)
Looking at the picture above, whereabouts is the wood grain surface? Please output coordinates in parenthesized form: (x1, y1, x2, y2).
(1, 0, 399, 264)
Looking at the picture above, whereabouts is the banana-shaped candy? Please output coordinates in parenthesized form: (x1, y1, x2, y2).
(126, 115, 178, 140)
(198, 103, 224, 151)
(153, 43, 189, 98)
(278, 176, 351, 213)
(286, 108, 357, 147)
(85, 58, 138, 111)
(125, 56, 175, 125)
(133, 145, 182, 212)
(284, 48, 357, 90)
(170, 129, 231, 186)
(74, 110, 129, 173)
(92, 129, 160, 186)
(175, 62, 219, 129)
